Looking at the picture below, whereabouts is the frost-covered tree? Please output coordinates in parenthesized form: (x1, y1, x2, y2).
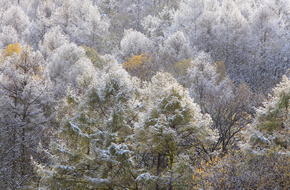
(246, 1, 290, 92)
(169, 0, 290, 92)
(170, 0, 222, 56)
(123, 0, 148, 31)
(171, 0, 205, 48)
(28, 0, 56, 49)
(0, 26, 19, 49)
(96, 0, 176, 37)
(234, 0, 256, 20)
(47, 43, 96, 98)
(93, 0, 118, 14)
(170, 0, 290, 93)
(246, 75, 290, 151)
(265, 0, 290, 28)
(214, 0, 249, 63)
(1, 5, 31, 42)
(93, 0, 129, 50)
(187, 53, 232, 111)
(134, 72, 214, 189)
(119, 29, 154, 61)
(0, 45, 53, 189)
(159, 31, 194, 70)
(142, 15, 162, 37)
(170, 0, 246, 74)
(143, 5, 175, 38)
(191, 0, 220, 53)
(18, 0, 46, 22)
(34, 63, 141, 189)
(186, 53, 252, 154)
(82, 45, 106, 70)
(51, 0, 109, 52)
(38, 26, 69, 60)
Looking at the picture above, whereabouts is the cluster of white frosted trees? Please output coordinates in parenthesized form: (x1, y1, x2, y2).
(1, 0, 290, 189)
(0, 42, 216, 189)
(118, 0, 290, 92)
(31, 62, 216, 189)
(1, 0, 290, 92)
(2, 42, 290, 189)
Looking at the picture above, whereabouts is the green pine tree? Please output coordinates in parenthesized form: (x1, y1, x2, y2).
(134, 72, 214, 190)
(34, 63, 141, 189)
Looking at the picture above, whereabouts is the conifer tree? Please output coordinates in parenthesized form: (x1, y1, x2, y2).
(134, 72, 214, 189)
(47, 43, 95, 98)
(38, 26, 69, 61)
(247, 75, 290, 151)
(34, 63, 141, 189)
(1, 5, 31, 41)
(0, 44, 53, 189)
(51, 0, 109, 52)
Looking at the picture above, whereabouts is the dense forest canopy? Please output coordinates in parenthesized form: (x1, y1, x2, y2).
(1, 0, 290, 189)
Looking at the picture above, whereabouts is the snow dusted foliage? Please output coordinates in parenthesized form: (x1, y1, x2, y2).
(28, 0, 57, 49)
(160, 31, 195, 68)
(167, 0, 290, 92)
(0, 45, 53, 189)
(1, 5, 31, 42)
(0, 26, 19, 49)
(245, 0, 290, 92)
(19, 0, 50, 22)
(93, 0, 118, 13)
(39, 26, 69, 60)
(190, 0, 220, 53)
(187, 52, 233, 112)
(265, 0, 290, 28)
(142, 15, 162, 37)
(234, 0, 256, 20)
(218, 0, 250, 60)
(34, 63, 141, 189)
(123, 0, 148, 31)
(171, 0, 206, 48)
(71, 0, 109, 50)
(246, 75, 290, 151)
(232, 0, 290, 92)
(51, 0, 109, 51)
(134, 72, 214, 189)
(47, 43, 96, 98)
(0, 0, 12, 12)
(120, 29, 154, 60)
(142, 9, 173, 42)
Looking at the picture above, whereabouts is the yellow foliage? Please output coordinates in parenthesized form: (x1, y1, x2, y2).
(172, 59, 192, 77)
(32, 74, 42, 81)
(5, 45, 44, 77)
(3, 43, 21, 57)
(191, 155, 221, 189)
(167, 58, 193, 87)
(122, 53, 154, 81)
(191, 149, 290, 189)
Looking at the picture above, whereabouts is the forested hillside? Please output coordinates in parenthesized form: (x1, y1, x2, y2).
(1, 0, 290, 189)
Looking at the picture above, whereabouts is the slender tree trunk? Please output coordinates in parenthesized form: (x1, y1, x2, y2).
(12, 125, 17, 189)
(156, 153, 161, 190)
(21, 127, 26, 182)
(168, 155, 174, 190)
(12, 95, 18, 188)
